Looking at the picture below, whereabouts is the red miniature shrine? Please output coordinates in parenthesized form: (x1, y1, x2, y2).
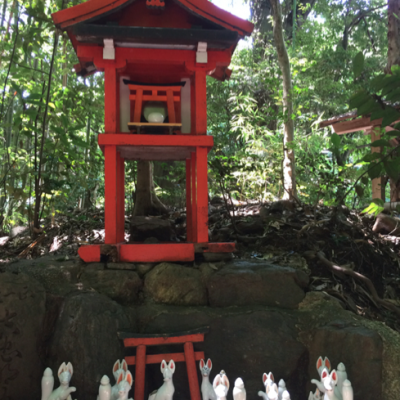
(52, 0, 254, 263)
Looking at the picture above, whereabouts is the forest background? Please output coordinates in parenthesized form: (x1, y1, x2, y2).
(0, 0, 399, 235)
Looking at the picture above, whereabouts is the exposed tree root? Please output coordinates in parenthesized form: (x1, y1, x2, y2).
(317, 251, 400, 317)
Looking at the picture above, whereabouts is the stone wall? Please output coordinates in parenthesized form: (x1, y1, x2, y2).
(1, 256, 399, 400)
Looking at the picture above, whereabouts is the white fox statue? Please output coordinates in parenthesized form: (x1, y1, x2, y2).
(213, 370, 230, 400)
(98, 370, 133, 400)
(41, 362, 76, 400)
(149, 360, 176, 400)
(233, 378, 246, 400)
(311, 357, 353, 400)
(199, 359, 217, 400)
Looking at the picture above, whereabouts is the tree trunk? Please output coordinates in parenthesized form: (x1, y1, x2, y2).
(386, 0, 400, 73)
(386, 0, 400, 201)
(270, 0, 297, 200)
(133, 161, 168, 216)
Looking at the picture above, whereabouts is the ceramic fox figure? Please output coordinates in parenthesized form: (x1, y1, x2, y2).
(233, 378, 246, 400)
(213, 370, 230, 400)
(336, 363, 347, 395)
(41, 362, 76, 400)
(341, 380, 353, 400)
(262, 373, 275, 392)
(113, 360, 128, 382)
(308, 388, 322, 400)
(258, 382, 279, 400)
(199, 359, 217, 400)
(277, 379, 286, 400)
(98, 375, 112, 400)
(116, 370, 134, 400)
(311, 357, 332, 394)
(320, 368, 340, 400)
(112, 360, 129, 400)
(149, 360, 175, 400)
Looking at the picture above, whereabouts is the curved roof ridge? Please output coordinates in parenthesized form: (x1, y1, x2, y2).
(52, 0, 253, 37)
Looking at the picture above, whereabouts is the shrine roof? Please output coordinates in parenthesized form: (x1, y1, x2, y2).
(52, 0, 254, 38)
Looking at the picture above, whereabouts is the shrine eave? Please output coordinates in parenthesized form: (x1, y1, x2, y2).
(73, 24, 239, 49)
(52, 0, 254, 37)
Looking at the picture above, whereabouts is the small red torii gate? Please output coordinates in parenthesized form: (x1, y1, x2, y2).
(52, 0, 254, 263)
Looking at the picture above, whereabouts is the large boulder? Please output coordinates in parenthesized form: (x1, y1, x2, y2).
(0, 272, 46, 400)
(297, 291, 397, 400)
(3, 256, 80, 295)
(48, 291, 134, 400)
(137, 305, 307, 400)
(144, 263, 207, 306)
(80, 269, 143, 305)
(205, 260, 307, 308)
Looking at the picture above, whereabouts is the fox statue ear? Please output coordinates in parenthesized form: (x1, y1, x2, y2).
(200, 359, 205, 370)
(66, 362, 73, 376)
(161, 360, 167, 373)
(126, 371, 133, 387)
(324, 358, 331, 372)
(316, 357, 323, 372)
(168, 360, 175, 373)
(331, 370, 337, 384)
(213, 374, 221, 388)
(58, 362, 66, 377)
(117, 371, 124, 385)
(263, 373, 268, 384)
(269, 373, 274, 382)
(321, 369, 329, 380)
(222, 375, 230, 390)
(207, 359, 212, 370)
(121, 360, 128, 372)
(113, 360, 121, 373)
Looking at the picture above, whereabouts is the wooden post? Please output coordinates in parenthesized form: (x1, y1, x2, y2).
(191, 151, 197, 242)
(186, 158, 193, 242)
(196, 147, 208, 242)
(184, 342, 202, 400)
(134, 344, 147, 400)
(369, 126, 385, 200)
(104, 67, 120, 133)
(194, 69, 207, 134)
(117, 152, 125, 243)
(105, 145, 118, 243)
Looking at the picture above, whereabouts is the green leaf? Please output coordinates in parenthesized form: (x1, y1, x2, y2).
(362, 199, 384, 216)
(383, 159, 400, 180)
(370, 139, 391, 147)
(353, 52, 364, 78)
(382, 107, 400, 127)
(362, 153, 382, 162)
(349, 90, 370, 110)
(330, 133, 340, 148)
(368, 162, 384, 180)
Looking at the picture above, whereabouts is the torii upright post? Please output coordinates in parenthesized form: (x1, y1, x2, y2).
(52, 0, 254, 263)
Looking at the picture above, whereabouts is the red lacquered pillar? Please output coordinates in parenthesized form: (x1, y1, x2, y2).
(186, 158, 193, 242)
(134, 344, 147, 400)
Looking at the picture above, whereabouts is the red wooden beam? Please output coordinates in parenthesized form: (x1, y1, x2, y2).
(123, 332, 205, 347)
(125, 351, 205, 365)
(119, 243, 195, 262)
(98, 134, 214, 147)
(77, 46, 231, 70)
(78, 245, 101, 262)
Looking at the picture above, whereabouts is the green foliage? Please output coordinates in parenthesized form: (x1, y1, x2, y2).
(0, 0, 396, 232)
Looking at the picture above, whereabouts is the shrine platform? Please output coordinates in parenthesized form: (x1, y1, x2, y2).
(78, 242, 235, 263)
(98, 133, 213, 160)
